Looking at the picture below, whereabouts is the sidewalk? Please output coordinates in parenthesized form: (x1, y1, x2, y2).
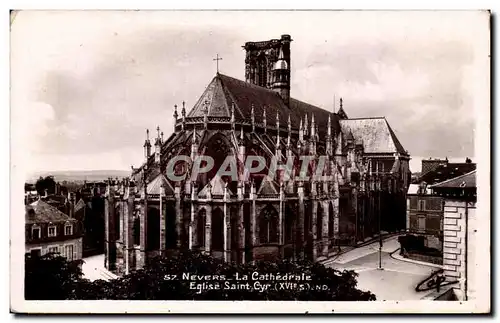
(390, 248, 443, 269)
(320, 233, 402, 266)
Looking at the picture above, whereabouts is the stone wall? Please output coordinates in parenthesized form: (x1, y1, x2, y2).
(442, 199, 476, 300)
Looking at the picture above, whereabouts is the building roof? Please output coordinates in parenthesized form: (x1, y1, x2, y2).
(26, 200, 76, 224)
(198, 174, 233, 198)
(339, 118, 407, 155)
(429, 170, 476, 189)
(145, 173, 174, 196)
(186, 73, 341, 136)
(419, 162, 476, 186)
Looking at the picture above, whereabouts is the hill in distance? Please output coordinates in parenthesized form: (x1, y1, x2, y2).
(27, 170, 131, 184)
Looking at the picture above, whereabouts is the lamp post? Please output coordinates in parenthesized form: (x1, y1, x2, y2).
(377, 174, 383, 270)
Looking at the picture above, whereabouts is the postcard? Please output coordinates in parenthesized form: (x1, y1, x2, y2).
(10, 10, 491, 314)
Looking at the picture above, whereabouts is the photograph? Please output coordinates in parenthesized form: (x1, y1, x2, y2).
(9, 9, 490, 313)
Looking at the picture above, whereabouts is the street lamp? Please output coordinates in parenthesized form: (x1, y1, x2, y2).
(376, 174, 383, 270)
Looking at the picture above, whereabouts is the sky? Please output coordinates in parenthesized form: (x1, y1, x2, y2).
(10, 10, 488, 176)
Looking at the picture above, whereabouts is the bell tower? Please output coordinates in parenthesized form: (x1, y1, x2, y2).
(243, 34, 292, 101)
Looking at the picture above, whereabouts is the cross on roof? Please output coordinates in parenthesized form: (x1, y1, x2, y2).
(213, 54, 223, 73)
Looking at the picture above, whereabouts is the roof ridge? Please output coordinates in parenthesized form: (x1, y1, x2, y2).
(429, 170, 477, 188)
(341, 116, 386, 121)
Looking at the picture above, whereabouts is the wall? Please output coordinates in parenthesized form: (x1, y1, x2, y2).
(407, 194, 444, 237)
(26, 237, 83, 261)
(442, 199, 476, 300)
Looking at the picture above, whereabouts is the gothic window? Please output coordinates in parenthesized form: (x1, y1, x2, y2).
(114, 206, 121, 240)
(212, 208, 224, 251)
(230, 207, 238, 249)
(165, 205, 177, 249)
(147, 208, 160, 251)
(259, 205, 279, 244)
(284, 205, 295, 243)
(328, 202, 334, 239)
(258, 56, 268, 87)
(197, 209, 206, 248)
(133, 216, 140, 246)
(317, 203, 323, 240)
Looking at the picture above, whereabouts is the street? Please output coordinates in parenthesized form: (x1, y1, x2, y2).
(323, 236, 441, 300)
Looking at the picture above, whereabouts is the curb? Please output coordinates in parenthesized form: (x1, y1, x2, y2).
(320, 231, 404, 265)
(389, 248, 443, 269)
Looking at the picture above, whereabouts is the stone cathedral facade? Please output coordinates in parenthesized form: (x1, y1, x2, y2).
(104, 35, 411, 275)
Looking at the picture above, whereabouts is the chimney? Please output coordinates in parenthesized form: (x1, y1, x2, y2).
(68, 192, 75, 218)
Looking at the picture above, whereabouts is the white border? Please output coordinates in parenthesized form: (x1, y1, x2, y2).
(6, 3, 493, 316)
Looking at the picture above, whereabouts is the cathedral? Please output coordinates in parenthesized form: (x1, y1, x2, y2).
(104, 34, 411, 275)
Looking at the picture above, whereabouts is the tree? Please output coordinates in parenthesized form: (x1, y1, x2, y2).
(35, 176, 57, 196)
(24, 253, 85, 300)
(25, 250, 376, 301)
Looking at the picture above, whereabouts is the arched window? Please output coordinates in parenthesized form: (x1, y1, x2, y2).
(212, 208, 224, 251)
(317, 203, 323, 240)
(133, 215, 140, 246)
(203, 134, 232, 184)
(197, 209, 206, 249)
(259, 205, 279, 244)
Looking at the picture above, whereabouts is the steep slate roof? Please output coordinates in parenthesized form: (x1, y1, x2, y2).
(146, 174, 174, 196)
(187, 73, 340, 136)
(419, 162, 476, 186)
(198, 174, 233, 198)
(339, 118, 407, 155)
(429, 170, 476, 189)
(26, 200, 76, 224)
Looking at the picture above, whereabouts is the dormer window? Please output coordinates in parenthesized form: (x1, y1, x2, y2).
(64, 222, 73, 236)
(31, 225, 40, 239)
(48, 224, 57, 237)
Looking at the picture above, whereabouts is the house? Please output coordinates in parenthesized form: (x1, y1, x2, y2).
(25, 199, 83, 261)
(406, 158, 477, 251)
(428, 170, 477, 301)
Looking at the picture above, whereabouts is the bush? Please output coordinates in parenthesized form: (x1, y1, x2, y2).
(398, 234, 441, 257)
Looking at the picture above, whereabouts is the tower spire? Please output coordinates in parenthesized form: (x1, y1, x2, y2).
(310, 114, 316, 138)
(251, 104, 255, 132)
(181, 101, 186, 131)
(327, 114, 331, 137)
(304, 113, 309, 137)
(231, 103, 235, 131)
(299, 117, 304, 142)
(173, 104, 178, 120)
(263, 105, 267, 133)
